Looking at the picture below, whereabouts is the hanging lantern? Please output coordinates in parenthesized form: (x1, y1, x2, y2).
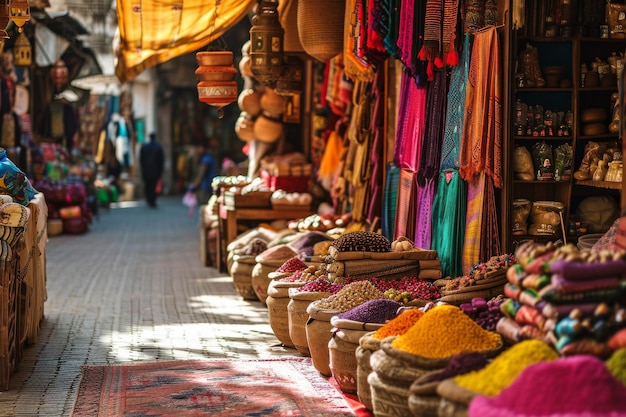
(195, 51, 238, 118)
(13, 31, 31, 66)
(275, 55, 303, 96)
(9, 0, 29, 32)
(0, 0, 10, 39)
(249, 0, 284, 87)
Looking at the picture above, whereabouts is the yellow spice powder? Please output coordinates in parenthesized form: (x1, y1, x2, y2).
(453, 339, 560, 396)
(391, 304, 501, 358)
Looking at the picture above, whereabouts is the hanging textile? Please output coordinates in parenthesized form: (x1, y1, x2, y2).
(381, 0, 401, 58)
(431, 170, 466, 277)
(395, 0, 427, 86)
(459, 25, 502, 188)
(344, 0, 376, 82)
(394, 168, 416, 239)
(382, 162, 400, 239)
(366, 0, 388, 61)
(440, 33, 471, 170)
(394, 69, 427, 171)
(317, 126, 346, 191)
(431, 32, 471, 277)
(418, 0, 460, 80)
(343, 79, 374, 224)
(115, 0, 254, 83)
(367, 69, 386, 224)
(480, 174, 501, 262)
(414, 69, 447, 249)
(462, 171, 486, 273)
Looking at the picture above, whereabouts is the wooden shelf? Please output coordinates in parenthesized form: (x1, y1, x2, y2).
(513, 136, 572, 141)
(513, 179, 571, 184)
(575, 180, 623, 190)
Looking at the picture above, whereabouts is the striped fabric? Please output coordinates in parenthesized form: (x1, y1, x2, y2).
(381, 163, 400, 239)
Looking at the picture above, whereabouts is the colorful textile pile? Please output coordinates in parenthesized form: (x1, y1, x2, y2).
(498, 241, 626, 357)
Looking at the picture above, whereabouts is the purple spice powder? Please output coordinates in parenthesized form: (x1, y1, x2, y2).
(337, 299, 402, 323)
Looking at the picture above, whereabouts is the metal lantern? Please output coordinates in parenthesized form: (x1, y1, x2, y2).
(0, 0, 10, 39)
(13, 31, 31, 66)
(9, 0, 29, 32)
(249, 0, 284, 87)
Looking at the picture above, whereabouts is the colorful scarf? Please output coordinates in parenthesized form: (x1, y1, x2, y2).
(382, 162, 400, 239)
(418, 0, 460, 80)
(367, 69, 385, 224)
(395, 69, 427, 171)
(432, 170, 467, 277)
(462, 172, 485, 273)
(440, 33, 471, 170)
(460, 25, 502, 188)
(345, 0, 376, 82)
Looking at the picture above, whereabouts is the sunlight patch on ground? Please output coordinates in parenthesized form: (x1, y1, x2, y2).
(103, 322, 279, 361)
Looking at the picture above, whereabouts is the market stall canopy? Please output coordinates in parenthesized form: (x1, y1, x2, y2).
(114, 0, 255, 83)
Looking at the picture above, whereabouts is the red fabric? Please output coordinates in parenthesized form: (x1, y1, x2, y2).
(327, 376, 374, 417)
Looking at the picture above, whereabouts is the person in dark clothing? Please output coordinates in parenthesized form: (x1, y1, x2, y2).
(139, 132, 164, 208)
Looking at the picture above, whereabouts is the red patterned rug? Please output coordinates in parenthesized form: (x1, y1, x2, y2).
(70, 357, 358, 417)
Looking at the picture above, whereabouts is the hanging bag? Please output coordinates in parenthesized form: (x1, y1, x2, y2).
(606, 1, 626, 39)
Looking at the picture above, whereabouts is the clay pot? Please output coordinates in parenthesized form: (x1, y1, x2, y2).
(196, 51, 234, 66)
(580, 108, 608, 123)
(542, 66, 565, 88)
(195, 66, 237, 82)
(235, 113, 256, 142)
(260, 88, 287, 115)
(253, 113, 283, 143)
(238, 88, 262, 116)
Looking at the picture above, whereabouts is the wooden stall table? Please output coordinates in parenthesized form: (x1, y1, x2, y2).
(216, 202, 314, 272)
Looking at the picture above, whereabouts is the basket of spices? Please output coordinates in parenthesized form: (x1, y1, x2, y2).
(357, 308, 426, 411)
(436, 339, 559, 417)
(306, 280, 384, 376)
(251, 244, 298, 305)
(328, 299, 402, 394)
(408, 352, 490, 417)
(265, 257, 309, 347)
(230, 238, 268, 301)
(369, 304, 504, 417)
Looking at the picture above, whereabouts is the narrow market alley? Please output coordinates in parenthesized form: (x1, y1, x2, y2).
(0, 196, 291, 417)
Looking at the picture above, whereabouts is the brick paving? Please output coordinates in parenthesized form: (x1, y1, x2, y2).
(0, 196, 294, 416)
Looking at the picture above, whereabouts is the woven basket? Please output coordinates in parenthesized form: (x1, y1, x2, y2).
(408, 394, 441, 417)
(266, 281, 304, 348)
(368, 371, 412, 417)
(438, 397, 469, 417)
(230, 258, 259, 301)
(436, 378, 480, 406)
(287, 290, 330, 356)
(297, 0, 345, 62)
(251, 260, 285, 305)
(356, 332, 382, 411)
(306, 301, 342, 376)
(330, 317, 385, 333)
(328, 330, 359, 393)
(437, 284, 506, 305)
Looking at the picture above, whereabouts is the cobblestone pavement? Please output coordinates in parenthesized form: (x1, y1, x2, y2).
(0, 196, 294, 416)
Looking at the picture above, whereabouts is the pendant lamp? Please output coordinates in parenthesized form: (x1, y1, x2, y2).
(249, 0, 285, 87)
(9, 0, 29, 32)
(13, 31, 31, 66)
(195, 51, 238, 119)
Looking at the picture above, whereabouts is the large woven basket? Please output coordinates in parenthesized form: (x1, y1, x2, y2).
(250, 259, 284, 305)
(287, 290, 330, 356)
(368, 371, 412, 417)
(266, 280, 304, 348)
(356, 332, 382, 411)
(230, 256, 259, 301)
(297, 0, 345, 62)
(306, 300, 342, 376)
(328, 330, 359, 394)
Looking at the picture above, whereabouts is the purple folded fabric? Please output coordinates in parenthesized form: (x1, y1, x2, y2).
(551, 273, 620, 292)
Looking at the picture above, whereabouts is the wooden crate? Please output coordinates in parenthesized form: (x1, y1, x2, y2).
(0, 257, 19, 391)
(223, 191, 272, 209)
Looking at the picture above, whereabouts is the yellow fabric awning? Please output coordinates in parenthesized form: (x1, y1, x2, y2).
(114, 0, 255, 83)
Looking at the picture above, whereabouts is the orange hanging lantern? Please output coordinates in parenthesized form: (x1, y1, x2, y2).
(195, 51, 238, 118)
(249, 0, 284, 87)
(13, 31, 31, 66)
(9, 0, 29, 32)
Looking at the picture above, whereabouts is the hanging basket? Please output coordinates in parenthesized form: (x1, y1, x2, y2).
(297, 0, 346, 62)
